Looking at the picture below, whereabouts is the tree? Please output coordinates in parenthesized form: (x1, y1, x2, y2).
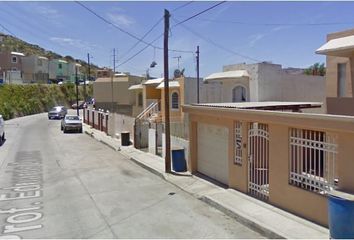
(304, 63, 326, 76)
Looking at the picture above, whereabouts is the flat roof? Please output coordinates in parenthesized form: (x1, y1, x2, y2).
(95, 77, 128, 83)
(156, 81, 180, 89)
(193, 101, 322, 110)
(143, 77, 169, 85)
(316, 35, 354, 57)
(204, 70, 249, 82)
(11, 52, 25, 56)
(128, 84, 143, 90)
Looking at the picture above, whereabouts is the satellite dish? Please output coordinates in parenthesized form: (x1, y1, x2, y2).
(150, 61, 157, 68)
(174, 69, 181, 78)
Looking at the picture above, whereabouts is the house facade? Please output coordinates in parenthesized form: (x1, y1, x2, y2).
(93, 73, 144, 116)
(183, 103, 354, 227)
(316, 28, 354, 116)
(68, 62, 84, 83)
(22, 55, 49, 84)
(204, 62, 325, 113)
(49, 59, 69, 83)
(0, 51, 24, 84)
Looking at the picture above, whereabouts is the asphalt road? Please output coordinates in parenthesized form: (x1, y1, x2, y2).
(0, 111, 264, 239)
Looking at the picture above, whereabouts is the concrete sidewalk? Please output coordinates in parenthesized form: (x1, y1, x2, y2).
(83, 124, 329, 239)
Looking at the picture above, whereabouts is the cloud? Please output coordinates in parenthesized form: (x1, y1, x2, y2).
(248, 34, 266, 47)
(33, 4, 62, 20)
(50, 37, 98, 51)
(106, 12, 135, 27)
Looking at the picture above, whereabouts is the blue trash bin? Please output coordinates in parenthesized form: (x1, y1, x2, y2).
(172, 148, 187, 172)
(328, 190, 354, 239)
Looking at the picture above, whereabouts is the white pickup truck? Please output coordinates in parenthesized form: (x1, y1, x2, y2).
(0, 115, 5, 145)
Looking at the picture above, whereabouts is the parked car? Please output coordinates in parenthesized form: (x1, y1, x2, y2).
(48, 106, 67, 119)
(61, 115, 82, 133)
(0, 115, 5, 145)
(71, 101, 87, 109)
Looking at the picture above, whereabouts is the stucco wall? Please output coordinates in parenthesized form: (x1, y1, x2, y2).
(184, 105, 354, 226)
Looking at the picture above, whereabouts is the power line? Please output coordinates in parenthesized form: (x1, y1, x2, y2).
(171, 16, 261, 63)
(172, 1, 194, 12)
(76, 1, 191, 55)
(0, 23, 16, 37)
(120, 17, 163, 60)
(172, 16, 354, 26)
(172, 1, 226, 28)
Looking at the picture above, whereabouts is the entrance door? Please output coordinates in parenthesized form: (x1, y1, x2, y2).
(248, 122, 269, 200)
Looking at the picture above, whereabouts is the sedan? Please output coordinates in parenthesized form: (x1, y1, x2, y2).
(61, 115, 83, 133)
(48, 106, 67, 119)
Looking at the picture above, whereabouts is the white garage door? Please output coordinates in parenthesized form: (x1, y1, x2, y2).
(197, 123, 229, 185)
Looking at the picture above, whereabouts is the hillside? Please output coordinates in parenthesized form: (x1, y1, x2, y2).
(0, 33, 100, 76)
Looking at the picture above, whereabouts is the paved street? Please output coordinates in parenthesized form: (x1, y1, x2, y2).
(0, 111, 263, 239)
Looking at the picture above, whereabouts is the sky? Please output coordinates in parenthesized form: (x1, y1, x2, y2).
(1, 1, 354, 78)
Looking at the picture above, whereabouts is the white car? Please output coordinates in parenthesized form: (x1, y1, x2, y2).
(61, 115, 83, 133)
(0, 115, 5, 145)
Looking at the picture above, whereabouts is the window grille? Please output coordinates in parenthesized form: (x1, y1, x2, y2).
(234, 121, 242, 165)
(289, 128, 337, 194)
(171, 92, 179, 109)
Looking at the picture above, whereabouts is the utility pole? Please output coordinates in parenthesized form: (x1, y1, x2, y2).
(110, 48, 117, 113)
(86, 53, 90, 102)
(196, 46, 200, 103)
(164, 9, 171, 173)
(75, 65, 79, 116)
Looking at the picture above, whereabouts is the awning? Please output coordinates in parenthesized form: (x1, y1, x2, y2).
(128, 84, 143, 90)
(204, 70, 249, 82)
(156, 81, 180, 89)
(316, 35, 354, 57)
(143, 77, 165, 85)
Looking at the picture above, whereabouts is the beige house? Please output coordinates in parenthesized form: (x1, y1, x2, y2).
(316, 28, 354, 116)
(183, 103, 354, 227)
(0, 51, 25, 84)
(22, 55, 49, 83)
(93, 73, 144, 116)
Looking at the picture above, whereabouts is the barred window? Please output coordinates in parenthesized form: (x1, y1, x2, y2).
(171, 92, 179, 109)
(289, 128, 337, 194)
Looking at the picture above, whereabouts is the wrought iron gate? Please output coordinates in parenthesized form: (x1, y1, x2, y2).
(248, 122, 270, 200)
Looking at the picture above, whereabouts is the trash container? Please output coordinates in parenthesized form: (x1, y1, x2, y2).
(328, 190, 354, 239)
(172, 148, 187, 172)
(121, 131, 130, 146)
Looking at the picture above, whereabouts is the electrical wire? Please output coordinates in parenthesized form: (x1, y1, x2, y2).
(171, 1, 226, 28)
(172, 1, 194, 12)
(173, 16, 354, 26)
(0, 23, 16, 37)
(171, 16, 261, 63)
(120, 17, 163, 60)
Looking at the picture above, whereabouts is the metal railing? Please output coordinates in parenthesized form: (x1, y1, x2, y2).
(289, 128, 338, 194)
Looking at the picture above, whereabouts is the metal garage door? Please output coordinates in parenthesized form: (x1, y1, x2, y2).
(197, 123, 229, 185)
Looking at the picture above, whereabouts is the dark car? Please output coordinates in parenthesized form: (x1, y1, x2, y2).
(48, 106, 67, 119)
(72, 101, 87, 109)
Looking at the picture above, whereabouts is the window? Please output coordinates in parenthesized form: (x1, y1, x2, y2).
(59, 63, 62, 69)
(232, 86, 247, 102)
(138, 92, 143, 107)
(11, 56, 17, 63)
(171, 92, 179, 109)
(289, 128, 337, 194)
(38, 59, 43, 66)
(11, 67, 17, 71)
(234, 121, 242, 165)
(337, 63, 346, 97)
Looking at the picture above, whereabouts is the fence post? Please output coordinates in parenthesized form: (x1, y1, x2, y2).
(87, 109, 90, 125)
(92, 109, 95, 128)
(83, 108, 86, 123)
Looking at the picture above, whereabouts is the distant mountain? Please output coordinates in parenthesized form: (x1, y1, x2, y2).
(0, 33, 100, 76)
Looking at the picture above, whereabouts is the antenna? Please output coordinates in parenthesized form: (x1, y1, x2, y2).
(173, 56, 181, 70)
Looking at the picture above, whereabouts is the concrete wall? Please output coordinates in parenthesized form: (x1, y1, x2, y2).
(107, 112, 135, 140)
(162, 133, 189, 163)
(323, 29, 354, 115)
(184, 104, 354, 226)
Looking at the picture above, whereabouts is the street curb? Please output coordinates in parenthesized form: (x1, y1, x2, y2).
(199, 195, 284, 239)
(127, 156, 166, 180)
(84, 130, 118, 151)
